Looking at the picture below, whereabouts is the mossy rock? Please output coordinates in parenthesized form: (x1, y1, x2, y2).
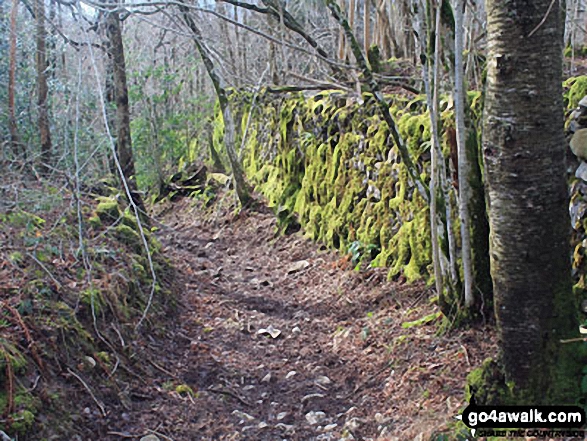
(565, 76, 587, 109)
(95, 197, 121, 224)
(115, 224, 143, 253)
(121, 208, 139, 230)
(88, 215, 102, 229)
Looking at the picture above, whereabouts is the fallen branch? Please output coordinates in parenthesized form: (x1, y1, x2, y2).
(26, 252, 62, 290)
(208, 385, 252, 407)
(2, 302, 45, 374)
(66, 368, 107, 417)
(4, 352, 14, 417)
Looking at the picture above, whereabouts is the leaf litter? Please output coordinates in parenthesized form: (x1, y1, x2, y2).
(91, 196, 498, 440)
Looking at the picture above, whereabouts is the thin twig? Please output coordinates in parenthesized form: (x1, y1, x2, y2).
(4, 352, 14, 416)
(560, 337, 587, 344)
(106, 432, 137, 438)
(149, 360, 177, 378)
(26, 252, 62, 289)
(67, 367, 107, 417)
(460, 344, 471, 366)
(527, 0, 557, 37)
(208, 386, 252, 407)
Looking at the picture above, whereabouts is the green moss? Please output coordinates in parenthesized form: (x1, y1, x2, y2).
(466, 358, 511, 405)
(121, 208, 138, 230)
(4, 210, 46, 229)
(237, 90, 437, 282)
(88, 215, 102, 228)
(95, 197, 120, 224)
(80, 288, 105, 315)
(0, 387, 41, 434)
(175, 384, 195, 396)
(565, 76, 587, 109)
(115, 224, 142, 252)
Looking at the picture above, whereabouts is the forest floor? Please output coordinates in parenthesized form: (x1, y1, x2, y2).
(88, 195, 497, 441)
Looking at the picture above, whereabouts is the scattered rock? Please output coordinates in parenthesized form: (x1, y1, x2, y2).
(306, 411, 327, 425)
(285, 371, 297, 379)
(292, 326, 302, 334)
(275, 423, 295, 433)
(276, 412, 288, 420)
(258, 421, 269, 429)
(576, 161, 587, 182)
(571, 129, 587, 160)
(261, 373, 272, 383)
(232, 410, 255, 423)
(323, 423, 338, 432)
(374, 412, 388, 424)
(257, 325, 281, 339)
(344, 417, 361, 431)
(140, 436, 160, 441)
(302, 393, 325, 403)
(287, 260, 310, 274)
(315, 375, 332, 386)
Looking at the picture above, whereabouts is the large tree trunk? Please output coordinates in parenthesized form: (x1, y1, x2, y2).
(35, 0, 51, 174)
(483, 0, 578, 402)
(105, 7, 146, 214)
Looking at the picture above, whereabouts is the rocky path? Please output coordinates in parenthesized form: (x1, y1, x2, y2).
(98, 198, 495, 440)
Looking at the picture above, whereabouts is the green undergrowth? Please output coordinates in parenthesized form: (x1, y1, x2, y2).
(0, 183, 174, 438)
(217, 89, 483, 285)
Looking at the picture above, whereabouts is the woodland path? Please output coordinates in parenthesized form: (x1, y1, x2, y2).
(97, 198, 495, 441)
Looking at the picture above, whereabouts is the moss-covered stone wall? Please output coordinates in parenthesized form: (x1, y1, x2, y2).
(223, 90, 480, 283)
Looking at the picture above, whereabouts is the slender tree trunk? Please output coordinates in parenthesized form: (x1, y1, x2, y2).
(433, 2, 459, 292)
(35, 0, 51, 174)
(363, 0, 371, 55)
(483, 0, 578, 402)
(105, 6, 146, 213)
(337, 0, 347, 60)
(8, 0, 21, 156)
(454, 0, 473, 308)
(180, 5, 251, 206)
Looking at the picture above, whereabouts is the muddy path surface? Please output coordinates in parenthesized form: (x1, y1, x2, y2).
(95, 198, 495, 441)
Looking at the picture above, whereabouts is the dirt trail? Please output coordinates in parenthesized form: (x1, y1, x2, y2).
(98, 198, 495, 440)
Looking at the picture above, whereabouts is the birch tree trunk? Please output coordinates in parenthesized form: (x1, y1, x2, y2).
(454, 0, 473, 307)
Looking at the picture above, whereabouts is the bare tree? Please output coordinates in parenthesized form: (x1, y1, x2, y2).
(105, 1, 146, 213)
(8, 0, 21, 156)
(35, 0, 52, 173)
(179, 4, 252, 206)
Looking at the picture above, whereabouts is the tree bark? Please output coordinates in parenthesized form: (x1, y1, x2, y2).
(8, 0, 21, 156)
(105, 6, 146, 213)
(363, 0, 371, 55)
(35, 0, 51, 174)
(454, 0, 473, 307)
(483, 0, 578, 402)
